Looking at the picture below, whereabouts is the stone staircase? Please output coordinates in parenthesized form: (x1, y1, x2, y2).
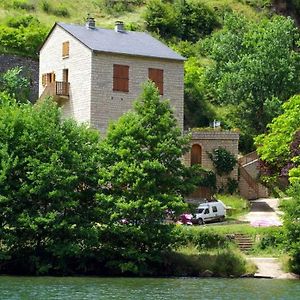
(238, 151, 268, 200)
(234, 233, 253, 252)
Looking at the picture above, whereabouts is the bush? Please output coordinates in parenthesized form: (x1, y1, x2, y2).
(0, 97, 102, 275)
(161, 248, 250, 277)
(0, 67, 30, 103)
(227, 178, 238, 194)
(97, 0, 144, 15)
(176, 226, 233, 250)
(283, 185, 300, 274)
(41, 1, 70, 17)
(52, 5, 70, 17)
(208, 147, 237, 176)
(144, 0, 219, 42)
(12, 0, 35, 11)
(0, 16, 48, 57)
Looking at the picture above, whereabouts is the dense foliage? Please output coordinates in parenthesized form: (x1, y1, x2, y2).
(0, 96, 102, 274)
(255, 95, 300, 274)
(0, 67, 30, 103)
(95, 82, 200, 274)
(144, 0, 219, 42)
(283, 186, 300, 274)
(204, 14, 300, 151)
(255, 95, 300, 185)
(0, 15, 48, 57)
(208, 147, 237, 176)
(0, 82, 200, 275)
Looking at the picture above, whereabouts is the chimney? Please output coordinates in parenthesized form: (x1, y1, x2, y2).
(115, 21, 124, 33)
(86, 16, 96, 29)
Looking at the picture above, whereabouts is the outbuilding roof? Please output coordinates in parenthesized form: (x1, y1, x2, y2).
(54, 22, 185, 61)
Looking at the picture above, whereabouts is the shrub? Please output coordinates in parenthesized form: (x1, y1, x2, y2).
(161, 248, 250, 277)
(12, 0, 35, 11)
(144, 0, 219, 42)
(227, 178, 238, 194)
(52, 5, 70, 17)
(41, 1, 70, 17)
(208, 147, 237, 176)
(176, 226, 233, 250)
(98, 0, 144, 15)
(0, 16, 48, 57)
(41, 0, 51, 13)
(0, 97, 102, 275)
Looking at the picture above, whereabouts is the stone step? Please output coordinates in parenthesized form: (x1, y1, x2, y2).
(233, 233, 254, 252)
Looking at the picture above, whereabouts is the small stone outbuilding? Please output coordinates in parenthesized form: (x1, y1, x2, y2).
(183, 130, 239, 202)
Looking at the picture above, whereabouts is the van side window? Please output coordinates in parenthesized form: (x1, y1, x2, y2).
(204, 208, 209, 214)
(212, 206, 217, 213)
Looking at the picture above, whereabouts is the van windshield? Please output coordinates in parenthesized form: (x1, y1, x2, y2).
(197, 208, 204, 213)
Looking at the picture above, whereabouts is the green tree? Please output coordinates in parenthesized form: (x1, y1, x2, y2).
(96, 82, 199, 274)
(255, 95, 300, 182)
(0, 15, 48, 57)
(144, 0, 218, 42)
(0, 97, 102, 274)
(184, 57, 215, 128)
(0, 67, 30, 103)
(283, 185, 300, 274)
(205, 14, 300, 151)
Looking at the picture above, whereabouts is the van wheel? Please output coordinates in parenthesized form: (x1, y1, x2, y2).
(198, 218, 204, 225)
(219, 216, 225, 222)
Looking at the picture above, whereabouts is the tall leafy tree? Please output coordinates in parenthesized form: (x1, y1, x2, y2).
(255, 94, 300, 183)
(96, 82, 199, 274)
(205, 14, 300, 151)
(0, 67, 30, 103)
(0, 96, 102, 274)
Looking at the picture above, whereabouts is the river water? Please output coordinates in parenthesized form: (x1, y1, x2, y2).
(0, 276, 299, 300)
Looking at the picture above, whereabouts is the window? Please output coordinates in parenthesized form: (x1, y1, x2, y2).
(42, 72, 55, 86)
(62, 41, 69, 58)
(113, 64, 129, 92)
(148, 68, 163, 95)
(212, 206, 218, 213)
(204, 208, 209, 214)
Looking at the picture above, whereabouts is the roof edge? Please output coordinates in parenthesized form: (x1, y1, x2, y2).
(39, 22, 93, 53)
(92, 49, 185, 62)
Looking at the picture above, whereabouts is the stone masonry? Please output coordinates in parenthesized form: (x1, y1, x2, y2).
(39, 25, 184, 134)
(91, 52, 184, 134)
(184, 130, 239, 201)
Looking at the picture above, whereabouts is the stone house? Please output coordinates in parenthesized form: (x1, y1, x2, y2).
(40, 18, 264, 200)
(39, 18, 185, 134)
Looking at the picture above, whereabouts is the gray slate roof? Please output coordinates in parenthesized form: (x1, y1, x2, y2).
(57, 22, 185, 61)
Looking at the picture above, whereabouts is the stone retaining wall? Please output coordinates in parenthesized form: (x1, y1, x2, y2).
(0, 54, 39, 102)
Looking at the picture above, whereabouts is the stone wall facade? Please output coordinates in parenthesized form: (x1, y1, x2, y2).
(184, 130, 239, 201)
(91, 53, 184, 135)
(39, 26, 184, 134)
(39, 26, 92, 123)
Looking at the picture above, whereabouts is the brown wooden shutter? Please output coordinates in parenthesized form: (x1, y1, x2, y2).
(62, 41, 69, 57)
(149, 68, 163, 95)
(113, 64, 129, 92)
(42, 74, 46, 86)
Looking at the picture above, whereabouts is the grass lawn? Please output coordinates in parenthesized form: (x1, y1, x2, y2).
(217, 194, 250, 219)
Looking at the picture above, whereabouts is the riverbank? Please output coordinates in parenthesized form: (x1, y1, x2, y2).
(247, 257, 299, 279)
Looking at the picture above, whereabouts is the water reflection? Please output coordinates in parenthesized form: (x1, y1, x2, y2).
(0, 276, 299, 300)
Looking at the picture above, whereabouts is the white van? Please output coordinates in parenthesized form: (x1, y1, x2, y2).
(193, 201, 226, 225)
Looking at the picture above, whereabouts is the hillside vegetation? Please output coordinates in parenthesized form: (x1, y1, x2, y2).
(0, 0, 270, 30)
(1, 0, 300, 153)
